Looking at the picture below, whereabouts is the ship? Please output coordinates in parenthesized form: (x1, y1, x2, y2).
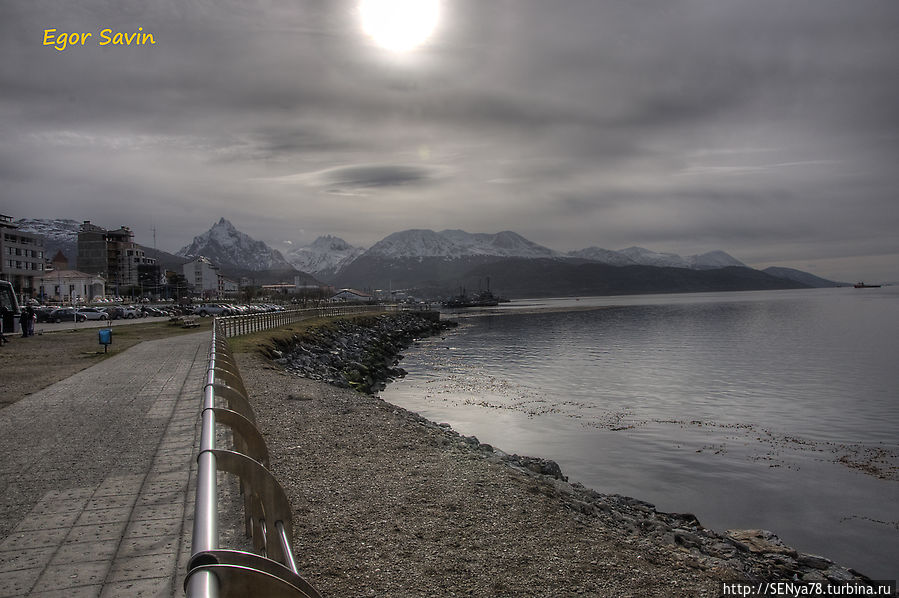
(442, 278, 506, 308)
(442, 289, 501, 308)
(853, 282, 881, 288)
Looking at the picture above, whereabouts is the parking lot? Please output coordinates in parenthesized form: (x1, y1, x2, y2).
(31, 315, 173, 334)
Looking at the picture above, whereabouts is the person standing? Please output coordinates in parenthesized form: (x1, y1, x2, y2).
(27, 304, 36, 336)
(20, 304, 34, 338)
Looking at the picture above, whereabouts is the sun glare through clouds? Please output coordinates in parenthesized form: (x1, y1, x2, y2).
(358, 0, 440, 52)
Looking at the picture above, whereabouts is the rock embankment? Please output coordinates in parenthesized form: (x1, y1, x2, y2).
(264, 311, 456, 394)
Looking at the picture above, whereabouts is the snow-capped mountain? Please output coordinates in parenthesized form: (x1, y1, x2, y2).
(364, 229, 468, 259)
(437, 229, 561, 258)
(568, 246, 745, 270)
(14, 218, 82, 243)
(177, 218, 293, 271)
(363, 229, 559, 260)
(14, 218, 81, 264)
(284, 235, 365, 279)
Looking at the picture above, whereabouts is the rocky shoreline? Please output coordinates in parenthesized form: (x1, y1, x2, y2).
(264, 311, 456, 394)
(238, 312, 879, 596)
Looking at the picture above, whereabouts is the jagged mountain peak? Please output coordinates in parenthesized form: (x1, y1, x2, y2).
(177, 219, 292, 272)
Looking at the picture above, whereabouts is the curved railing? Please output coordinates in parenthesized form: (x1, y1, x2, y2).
(186, 306, 393, 597)
(185, 320, 322, 597)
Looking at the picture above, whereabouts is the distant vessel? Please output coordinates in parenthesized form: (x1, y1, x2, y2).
(442, 289, 501, 308)
(854, 282, 881, 288)
(442, 278, 506, 308)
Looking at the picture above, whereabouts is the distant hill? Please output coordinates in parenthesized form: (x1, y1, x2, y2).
(333, 255, 502, 293)
(328, 229, 816, 297)
(572, 246, 747, 269)
(762, 267, 844, 288)
(137, 245, 188, 272)
(459, 260, 810, 299)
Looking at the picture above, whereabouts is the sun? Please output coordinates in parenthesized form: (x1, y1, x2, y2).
(358, 0, 440, 52)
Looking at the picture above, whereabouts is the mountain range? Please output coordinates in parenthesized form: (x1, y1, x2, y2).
(14, 217, 840, 297)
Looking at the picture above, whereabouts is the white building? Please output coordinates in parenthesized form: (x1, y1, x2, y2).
(220, 276, 239, 295)
(183, 256, 239, 297)
(330, 288, 373, 302)
(36, 270, 106, 303)
(183, 256, 220, 295)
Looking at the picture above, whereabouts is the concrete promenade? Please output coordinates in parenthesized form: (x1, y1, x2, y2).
(0, 332, 210, 597)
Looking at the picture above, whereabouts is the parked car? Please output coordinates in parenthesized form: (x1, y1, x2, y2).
(121, 306, 142, 319)
(192, 303, 232, 317)
(34, 306, 56, 323)
(49, 308, 87, 323)
(102, 306, 125, 320)
(78, 307, 109, 321)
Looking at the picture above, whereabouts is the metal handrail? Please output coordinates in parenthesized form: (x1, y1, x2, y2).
(186, 317, 330, 597)
(186, 303, 425, 596)
(216, 304, 392, 339)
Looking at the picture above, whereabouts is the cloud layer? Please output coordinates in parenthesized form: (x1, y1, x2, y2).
(3, 0, 898, 280)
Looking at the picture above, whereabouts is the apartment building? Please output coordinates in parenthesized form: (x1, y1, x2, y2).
(76, 221, 157, 293)
(0, 214, 46, 298)
(183, 256, 238, 298)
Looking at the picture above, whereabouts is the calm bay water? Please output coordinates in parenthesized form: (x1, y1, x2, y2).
(380, 288, 899, 579)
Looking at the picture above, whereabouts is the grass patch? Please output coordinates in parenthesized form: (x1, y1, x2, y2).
(0, 318, 214, 409)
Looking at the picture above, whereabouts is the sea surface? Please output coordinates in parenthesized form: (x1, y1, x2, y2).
(380, 288, 899, 580)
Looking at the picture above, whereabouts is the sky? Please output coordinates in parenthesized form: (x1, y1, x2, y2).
(2, 0, 898, 282)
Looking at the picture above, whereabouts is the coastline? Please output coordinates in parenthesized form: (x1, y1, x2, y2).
(233, 315, 874, 596)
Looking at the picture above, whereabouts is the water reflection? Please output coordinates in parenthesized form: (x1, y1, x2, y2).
(383, 288, 899, 579)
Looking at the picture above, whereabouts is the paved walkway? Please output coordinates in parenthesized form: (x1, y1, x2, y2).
(0, 332, 210, 597)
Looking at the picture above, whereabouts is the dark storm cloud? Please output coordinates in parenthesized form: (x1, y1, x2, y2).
(318, 164, 438, 189)
(2, 0, 898, 280)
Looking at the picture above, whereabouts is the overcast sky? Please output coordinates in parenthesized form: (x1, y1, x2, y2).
(2, 0, 898, 281)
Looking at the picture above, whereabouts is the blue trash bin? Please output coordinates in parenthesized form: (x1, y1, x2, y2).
(99, 328, 112, 352)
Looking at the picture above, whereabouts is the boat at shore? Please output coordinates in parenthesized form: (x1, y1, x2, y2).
(442, 289, 502, 308)
(854, 282, 881, 288)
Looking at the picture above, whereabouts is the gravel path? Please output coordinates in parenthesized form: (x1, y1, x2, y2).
(238, 353, 729, 597)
